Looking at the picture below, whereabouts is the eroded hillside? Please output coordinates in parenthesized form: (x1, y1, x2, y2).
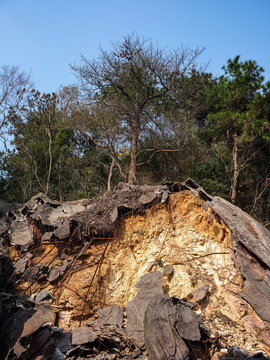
(0, 179, 270, 359)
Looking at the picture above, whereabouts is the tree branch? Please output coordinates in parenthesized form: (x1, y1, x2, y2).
(137, 148, 183, 166)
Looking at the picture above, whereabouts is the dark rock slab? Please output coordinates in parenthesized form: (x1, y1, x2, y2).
(192, 283, 209, 302)
(241, 280, 270, 322)
(34, 289, 54, 303)
(18, 329, 55, 360)
(53, 331, 72, 354)
(144, 294, 189, 360)
(4, 305, 55, 346)
(97, 305, 123, 327)
(0, 293, 2, 323)
(126, 271, 163, 346)
(71, 327, 98, 345)
(13, 341, 26, 356)
(173, 303, 201, 341)
(0, 253, 15, 293)
(22, 265, 41, 283)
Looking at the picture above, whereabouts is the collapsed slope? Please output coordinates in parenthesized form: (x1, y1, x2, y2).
(1, 179, 270, 356)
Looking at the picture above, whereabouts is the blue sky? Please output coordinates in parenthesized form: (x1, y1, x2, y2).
(1, 0, 269, 93)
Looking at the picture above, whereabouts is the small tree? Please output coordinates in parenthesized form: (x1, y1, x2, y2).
(71, 34, 204, 185)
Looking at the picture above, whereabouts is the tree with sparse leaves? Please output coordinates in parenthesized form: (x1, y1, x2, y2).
(0, 65, 31, 149)
(71, 34, 204, 185)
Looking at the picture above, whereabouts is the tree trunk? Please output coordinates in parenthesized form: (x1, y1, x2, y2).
(231, 133, 239, 204)
(45, 117, 52, 195)
(128, 125, 139, 185)
(107, 156, 115, 191)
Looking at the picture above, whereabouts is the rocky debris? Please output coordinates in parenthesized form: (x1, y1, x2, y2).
(0, 254, 269, 359)
(0, 179, 270, 357)
(126, 271, 164, 346)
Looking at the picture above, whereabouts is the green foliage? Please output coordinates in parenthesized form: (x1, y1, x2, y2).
(0, 46, 269, 224)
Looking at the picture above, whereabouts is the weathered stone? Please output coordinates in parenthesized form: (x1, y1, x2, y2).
(241, 281, 270, 322)
(71, 327, 97, 345)
(53, 331, 72, 354)
(22, 266, 41, 283)
(97, 305, 123, 327)
(9, 220, 34, 250)
(42, 232, 53, 241)
(111, 207, 119, 223)
(163, 264, 174, 276)
(36, 205, 64, 227)
(13, 341, 26, 356)
(5, 181, 270, 354)
(34, 289, 54, 302)
(192, 283, 209, 302)
(58, 261, 71, 275)
(0, 200, 15, 236)
(19, 329, 55, 360)
(14, 257, 28, 273)
(47, 268, 60, 283)
(144, 294, 189, 360)
(173, 303, 201, 341)
(13, 306, 54, 339)
(161, 191, 169, 203)
(126, 271, 163, 346)
(0, 253, 15, 293)
(50, 347, 65, 360)
(228, 346, 249, 358)
(139, 192, 157, 205)
(54, 220, 70, 239)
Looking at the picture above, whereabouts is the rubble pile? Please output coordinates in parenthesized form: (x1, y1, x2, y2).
(0, 179, 270, 359)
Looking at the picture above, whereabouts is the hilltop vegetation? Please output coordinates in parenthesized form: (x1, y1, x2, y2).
(0, 35, 269, 224)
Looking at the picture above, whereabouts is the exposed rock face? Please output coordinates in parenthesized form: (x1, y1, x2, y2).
(1, 179, 270, 358)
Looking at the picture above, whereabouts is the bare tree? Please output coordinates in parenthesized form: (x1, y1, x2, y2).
(0, 65, 32, 149)
(71, 34, 204, 185)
